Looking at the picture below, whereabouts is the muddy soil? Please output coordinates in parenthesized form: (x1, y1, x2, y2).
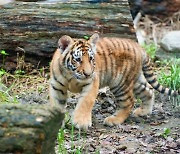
(19, 89, 180, 154)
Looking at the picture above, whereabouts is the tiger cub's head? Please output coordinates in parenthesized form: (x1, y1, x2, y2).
(58, 33, 99, 80)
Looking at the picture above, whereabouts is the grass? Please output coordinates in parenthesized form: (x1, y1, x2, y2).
(142, 43, 179, 106)
(142, 43, 179, 93)
(0, 50, 9, 67)
(158, 58, 180, 106)
(158, 59, 180, 91)
(0, 68, 48, 104)
(0, 49, 49, 103)
(161, 128, 171, 139)
(56, 112, 98, 154)
(57, 111, 100, 154)
(142, 43, 157, 59)
(57, 127, 84, 154)
(0, 68, 6, 76)
(0, 69, 19, 104)
(0, 82, 19, 104)
(58, 128, 67, 154)
(0, 71, 48, 97)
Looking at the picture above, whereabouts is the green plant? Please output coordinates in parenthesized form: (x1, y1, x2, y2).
(95, 149, 100, 154)
(83, 35, 89, 40)
(39, 67, 44, 74)
(158, 59, 180, 91)
(0, 83, 19, 104)
(158, 58, 180, 106)
(57, 126, 84, 154)
(70, 124, 75, 150)
(0, 50, 9, 67)
(57, 128, 67, 154)
(142, 43, 157, 59)
(161, 128, 171, 138)
(0, 69, 6, 77)
(15, 69, 25, 75)
(57, 113, 88, 154)
(37, 85, 44, 93)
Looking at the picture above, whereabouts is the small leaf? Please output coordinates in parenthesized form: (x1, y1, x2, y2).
(84, 35, 89, 40)
(164, 128, 170, 136)
(15, 70, 25, 75)
(0, 50, 9, 56)
(0, 69, 6, 76)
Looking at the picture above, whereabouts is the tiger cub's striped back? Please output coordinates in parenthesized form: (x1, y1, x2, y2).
(96, 37, 142, 90)
(49, 33, 179, 129)
(96, 37, 178, 95)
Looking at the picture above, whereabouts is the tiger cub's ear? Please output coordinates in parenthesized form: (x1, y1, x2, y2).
(58, 35, 74, 53)
(89, 33, 99, 46)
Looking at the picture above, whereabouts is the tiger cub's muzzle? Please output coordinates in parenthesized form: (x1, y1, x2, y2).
(74, 70, 95, 80)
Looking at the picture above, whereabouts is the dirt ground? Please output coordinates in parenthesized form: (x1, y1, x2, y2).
(65, 90, 180, 154)
(19, 88, 180, 154)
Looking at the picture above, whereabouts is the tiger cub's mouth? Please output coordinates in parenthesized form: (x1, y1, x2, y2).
(73, 72, 95, 80)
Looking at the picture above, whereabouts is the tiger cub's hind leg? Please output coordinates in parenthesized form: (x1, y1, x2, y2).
(133, 82, 155, 117)
(104, 87, 135, 126)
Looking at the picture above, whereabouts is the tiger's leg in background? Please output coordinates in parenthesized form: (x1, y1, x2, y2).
(49, 83, 68, 113)
(133, 81, 155, 116)
(72, 78, 99, 129)
(104, 86, 135, 126)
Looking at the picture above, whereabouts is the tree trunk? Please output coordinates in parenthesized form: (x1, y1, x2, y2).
(0, 104, 64, 154)
(0, 0, 136, 66)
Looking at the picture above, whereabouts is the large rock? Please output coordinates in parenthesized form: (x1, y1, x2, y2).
(0, 0, 14, 5)
(160, 31, 180, 53)
(156, 31, 180, 60)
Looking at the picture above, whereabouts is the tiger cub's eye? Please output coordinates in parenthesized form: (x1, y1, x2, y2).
(76, 58, 81, 62)
(89, 56, 94, 61)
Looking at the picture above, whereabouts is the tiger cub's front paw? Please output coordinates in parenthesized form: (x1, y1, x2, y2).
(72, 111, 92, 130)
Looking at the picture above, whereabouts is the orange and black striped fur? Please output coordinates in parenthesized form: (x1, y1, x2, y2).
(49, 33, 179, 129)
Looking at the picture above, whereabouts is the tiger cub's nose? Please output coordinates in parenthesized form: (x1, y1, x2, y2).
(83, 72, 91, 77)
(83, 70, 92, 77)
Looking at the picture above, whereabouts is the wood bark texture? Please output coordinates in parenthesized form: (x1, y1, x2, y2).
(0, 104, 64, 154)
(0, 0, 136, 60)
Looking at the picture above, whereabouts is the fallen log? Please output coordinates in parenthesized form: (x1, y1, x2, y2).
(0, 104, 64, 154)
(0, 0, 136, 66)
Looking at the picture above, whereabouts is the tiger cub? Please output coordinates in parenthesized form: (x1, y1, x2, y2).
(49, 33, 179, 129)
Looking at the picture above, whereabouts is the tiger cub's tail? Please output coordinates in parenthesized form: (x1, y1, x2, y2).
(142, 56, 179, 97)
